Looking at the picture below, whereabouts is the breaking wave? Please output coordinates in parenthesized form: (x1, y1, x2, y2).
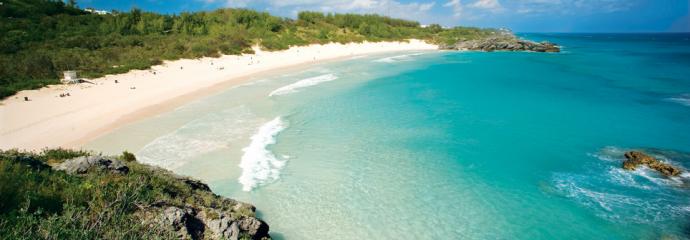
(590, 146, 689, 188)
(269, 74, 338, 96)
(552, 173, 690, 223)
(374, 52, 424, 63)
(550, 146, 690, 224)
(666, 93, 690, 107)
(588, 146, 627, 162)
(238, 117, 288, 191)
(137, 106, 259, 170)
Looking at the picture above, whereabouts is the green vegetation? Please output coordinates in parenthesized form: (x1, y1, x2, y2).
(120, 150, 136, 162)
(0, 149, 254, 239)
(0, 0, 497, 99)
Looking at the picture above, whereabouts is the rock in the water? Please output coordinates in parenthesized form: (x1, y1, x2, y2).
(623, 151, 682, 176)
(441, 37, 560, 52)
(56, 156, 129, 174)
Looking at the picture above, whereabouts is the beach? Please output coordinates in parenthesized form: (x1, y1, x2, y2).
(84, 33, 690, 239)
(0, 40, 437, 150)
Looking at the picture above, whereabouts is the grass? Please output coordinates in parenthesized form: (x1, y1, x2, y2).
(0, 149, 257, 239)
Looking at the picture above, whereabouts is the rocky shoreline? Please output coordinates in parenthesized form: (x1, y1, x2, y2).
(0, 150, 271, 240)
(55, 156, 271, 240)
(440, 36, 560, 52)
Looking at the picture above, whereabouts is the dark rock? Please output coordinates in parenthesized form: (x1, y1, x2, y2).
(13, 155, 51, 170)
(179, 177, 212, 192)
(444, 36, 560, 52)
(160, 206, 205, 239)
(237, 217, 270, 240)
(623, 151, 683, 177)
(56, 156, 129, 175)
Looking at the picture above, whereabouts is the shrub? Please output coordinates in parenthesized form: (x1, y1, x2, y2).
(121, 151, 136, 162)
(41, 148, 90, 163)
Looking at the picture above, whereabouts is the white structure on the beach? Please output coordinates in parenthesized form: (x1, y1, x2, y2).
(62, 71, 79, 84)
(84, 8, 110, 15)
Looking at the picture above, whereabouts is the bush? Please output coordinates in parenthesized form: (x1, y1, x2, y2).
(41, 148, 90, 163)
(121, 151, 136, 162)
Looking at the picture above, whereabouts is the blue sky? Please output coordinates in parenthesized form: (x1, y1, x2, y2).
(75, 0, 689, 32)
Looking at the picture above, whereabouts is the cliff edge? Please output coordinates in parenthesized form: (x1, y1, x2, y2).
(0, 149, 270, 240)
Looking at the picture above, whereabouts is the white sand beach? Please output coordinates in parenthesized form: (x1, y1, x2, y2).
(0, 40, 437, 150)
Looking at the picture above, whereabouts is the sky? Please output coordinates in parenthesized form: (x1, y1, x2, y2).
(75, 0, 690, 32)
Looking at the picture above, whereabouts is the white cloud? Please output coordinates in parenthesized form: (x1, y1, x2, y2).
(512, 0, 637, 15)
(470, 0, 501, 10)
(420, 2, 436, 11)
(220, 0, 252, 7)
(444, 0, 463, 18)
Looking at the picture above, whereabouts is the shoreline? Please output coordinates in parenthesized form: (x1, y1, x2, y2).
(0, 40, 437, 151)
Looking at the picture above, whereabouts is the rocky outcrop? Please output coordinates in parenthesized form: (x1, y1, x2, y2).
(146, 204, 270, 240)
(440, 37, 560, 52)
(206, 213, 240, 239)
(55, 156, 129, 174)
(160, 206, 206, 239)
(623, 151, 683, 177)
(236, 217, 270, 238)
(55, 155, 271, 240)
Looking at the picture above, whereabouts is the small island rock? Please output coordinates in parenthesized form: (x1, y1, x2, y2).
(622, 151, 682, 177)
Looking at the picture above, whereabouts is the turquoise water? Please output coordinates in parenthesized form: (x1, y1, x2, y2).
(87, 34, 690, 239)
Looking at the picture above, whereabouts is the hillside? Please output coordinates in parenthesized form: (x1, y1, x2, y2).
(0, 149, 270, 240)
(0, 0, 497, 99)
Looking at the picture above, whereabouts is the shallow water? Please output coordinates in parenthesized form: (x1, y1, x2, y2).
(87, 33, 690, 239)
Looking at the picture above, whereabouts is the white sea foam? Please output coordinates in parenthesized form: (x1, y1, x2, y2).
(589, 146, 627, 162)
(606, 167, 653, 190)
(552, 173, 689, 223)
(137, 106, 259, 170)
(593, 146, 689, 188)
(666, 94, 690, 107)
(374, 52, 424, 63)
(238, 117, 288, 191)
(269, 74, 338, 96)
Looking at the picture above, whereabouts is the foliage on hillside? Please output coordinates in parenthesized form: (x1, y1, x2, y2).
(0, 0, 497, 98)
(0, 149, 259, 239)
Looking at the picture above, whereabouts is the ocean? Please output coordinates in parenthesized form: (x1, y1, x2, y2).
(86, 33, 690, 239)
